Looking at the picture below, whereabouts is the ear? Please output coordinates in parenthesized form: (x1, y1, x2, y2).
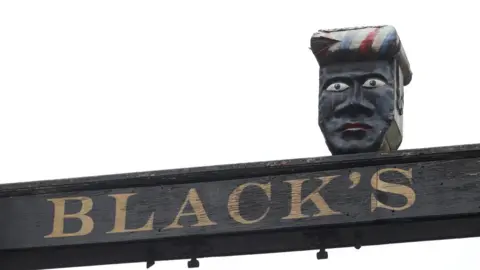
(395, 62, 404, 115)
(319, 67, 326, 94)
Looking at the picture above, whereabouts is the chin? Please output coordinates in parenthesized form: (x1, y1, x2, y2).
(325, 132, 385, 155)
(333, 143, 379, 155)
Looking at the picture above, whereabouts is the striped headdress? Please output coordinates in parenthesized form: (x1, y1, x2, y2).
(311, 25, 412, 85)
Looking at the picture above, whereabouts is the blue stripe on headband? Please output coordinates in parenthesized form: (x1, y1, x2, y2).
(340, 32, 354, 50)
(379, 31, 395, 56)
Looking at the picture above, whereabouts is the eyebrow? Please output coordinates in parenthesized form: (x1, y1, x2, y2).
(321, 72, 388, 83)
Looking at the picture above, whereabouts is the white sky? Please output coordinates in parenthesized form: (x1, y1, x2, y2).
(1, 0, 479, 269)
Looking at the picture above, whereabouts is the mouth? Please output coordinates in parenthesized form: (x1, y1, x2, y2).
(338, 122, 372, 132)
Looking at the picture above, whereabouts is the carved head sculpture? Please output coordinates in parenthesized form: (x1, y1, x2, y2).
(310, 25, 412, 155)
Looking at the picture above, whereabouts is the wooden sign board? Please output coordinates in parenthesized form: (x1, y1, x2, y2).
(2, 143, 480, 269)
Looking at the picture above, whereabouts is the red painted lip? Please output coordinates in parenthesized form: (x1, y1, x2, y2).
(340, 122, 372, 131)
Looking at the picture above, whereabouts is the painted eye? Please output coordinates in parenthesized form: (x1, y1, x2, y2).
(363, 78, 386, 88)
(325, 82, 349, 92)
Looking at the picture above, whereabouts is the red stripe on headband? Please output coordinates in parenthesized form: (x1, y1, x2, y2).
(359, 28, 379, 54)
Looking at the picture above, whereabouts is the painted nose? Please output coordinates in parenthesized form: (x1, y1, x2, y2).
(333, 84, 374, 118)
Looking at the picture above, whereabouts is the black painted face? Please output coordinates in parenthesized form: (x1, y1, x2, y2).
(318, 60, 396, 155)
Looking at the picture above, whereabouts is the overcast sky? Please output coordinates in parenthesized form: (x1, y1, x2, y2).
(1, 0, 479, 269)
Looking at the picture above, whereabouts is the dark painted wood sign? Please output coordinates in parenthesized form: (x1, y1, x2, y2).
(2, 143, 480, 270)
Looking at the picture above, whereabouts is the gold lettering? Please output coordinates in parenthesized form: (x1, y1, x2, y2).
(164, 188, 216, 229)
(371, 168, 415, 212)
(107, 193, 154, 234)
(282, 176, 342, 219)
(44, 197, 94, 238)
(228, 182, 271, 224)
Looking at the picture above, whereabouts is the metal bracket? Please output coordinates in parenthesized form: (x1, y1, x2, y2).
(354, 232, 362, 250)
(316, 248, 328, 260)
(146, 245, 156, 269)
(188, 258, 199, 268)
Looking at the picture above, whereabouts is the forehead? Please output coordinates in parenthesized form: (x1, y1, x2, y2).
(320, 60, 393, 80)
